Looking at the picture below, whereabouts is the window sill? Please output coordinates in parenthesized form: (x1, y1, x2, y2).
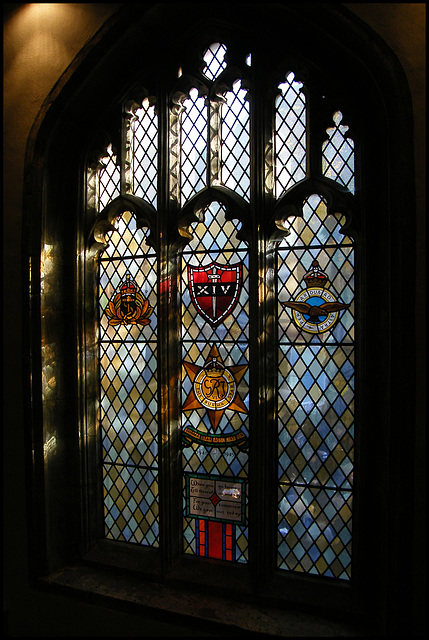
(38, 563, 367, 637)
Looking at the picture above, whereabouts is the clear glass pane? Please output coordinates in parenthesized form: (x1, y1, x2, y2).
(275, 72, 306, 196)
(181, 88, 207, 205)
(221, 80, 250, 201)
(98, 144, 120, 211)
(322, 111, 355, 194)
(131, 101, 158, 206)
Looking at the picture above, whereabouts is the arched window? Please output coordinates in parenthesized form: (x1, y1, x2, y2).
(26, 5, 417, 634)
(85, 35, 358, 583)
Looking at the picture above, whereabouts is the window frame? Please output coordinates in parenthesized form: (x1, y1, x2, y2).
(24, 4, 417, 634)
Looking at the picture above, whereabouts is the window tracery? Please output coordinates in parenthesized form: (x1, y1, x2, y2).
(87, 40, 356, 579)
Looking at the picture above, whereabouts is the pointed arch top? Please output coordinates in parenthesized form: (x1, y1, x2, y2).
(88, 194, 157, 256)
(22, 4, 418, 637)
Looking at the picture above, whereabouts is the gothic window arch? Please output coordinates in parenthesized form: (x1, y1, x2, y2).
(84, 36, 358, 582)
(26, 5, 416, 633)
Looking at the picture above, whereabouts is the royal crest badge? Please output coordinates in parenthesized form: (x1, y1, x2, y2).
(105, 273, 153, 327)
(188, 262, 242, 327)
(283, 259, 349, 334)
(182, 345, 248, 448)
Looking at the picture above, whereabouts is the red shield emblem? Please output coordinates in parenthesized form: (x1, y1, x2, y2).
(188, 262, 243, 327)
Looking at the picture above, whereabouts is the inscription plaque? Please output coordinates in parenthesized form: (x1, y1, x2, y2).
(189, 477, 215, 498)
(190, 498, 215, 518)
(185, 474, 246, 524)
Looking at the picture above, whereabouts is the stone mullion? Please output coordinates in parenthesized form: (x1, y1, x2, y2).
(249, 51, 278, 589)
(85, 164, 98, 217)
(159, 89, 185, 569)
(264, 134, 275, 199)
(306, 77, 326, 180)
(208, 100, 222, 186)
(169, 99, 183, 204)
(122, 104, 136, 196)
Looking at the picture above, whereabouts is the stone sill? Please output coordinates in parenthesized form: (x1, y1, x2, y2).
(39, 564, 366, 637)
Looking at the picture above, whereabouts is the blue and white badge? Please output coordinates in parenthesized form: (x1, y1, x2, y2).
(283, 259, 349, 334)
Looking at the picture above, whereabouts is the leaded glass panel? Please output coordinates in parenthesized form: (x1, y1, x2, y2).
(181, 201, 249, 563)
(275, 72, 306, 196)
(128, 99, 158, 206)
(277, 195, 354, 580)
(97, 144, 120, 212)
(221, 80, 250, 200)
(181, 88, 207, 205)
(322, 111, 355, 194)
(99, 210, 159, 547)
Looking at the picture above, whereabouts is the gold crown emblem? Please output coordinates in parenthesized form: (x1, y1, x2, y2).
(304, 259, 328, 288)
(106, 274, 153, 327)
(204, 357, 224, 378)
(120, 274, 137, 298)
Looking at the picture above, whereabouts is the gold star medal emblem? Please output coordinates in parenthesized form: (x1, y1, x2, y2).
(182, 345, 248, 434)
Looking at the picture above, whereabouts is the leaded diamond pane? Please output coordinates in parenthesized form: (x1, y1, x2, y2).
(277, 194, 354, 580)
(184, 201, 246, 254)
(278, 344, 354, 489)
(181, 201, 249, 563)
(181, 88, 207, 205)
(203, 43, 227, 81)
(104, 464, 159, 546)
(322, 111, 355, 194)
(99, 211, 158, 547)
(221, 80, 250, 201)
(131, 103, 158, 206)
(275, 72, 306, 196)
(98, 144, 120, 211)
(278, 485, 352, 579)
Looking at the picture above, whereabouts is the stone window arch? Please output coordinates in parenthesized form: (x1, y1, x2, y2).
(24, 5, 416, 634)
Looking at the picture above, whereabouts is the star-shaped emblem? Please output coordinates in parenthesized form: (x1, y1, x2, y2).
(182, 345, 248, 430)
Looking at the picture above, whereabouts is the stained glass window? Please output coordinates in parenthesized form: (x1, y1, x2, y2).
(277, 195, 354, 579)
(87, 40, 357, 580)
(98, 210, 159, 546)
(181, 202, 249, 562)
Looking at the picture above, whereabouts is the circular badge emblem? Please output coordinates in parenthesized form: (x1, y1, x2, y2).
(194, 366, 237, 411)
(292, 287, 340, 334)
(282, 260, 350, 335)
